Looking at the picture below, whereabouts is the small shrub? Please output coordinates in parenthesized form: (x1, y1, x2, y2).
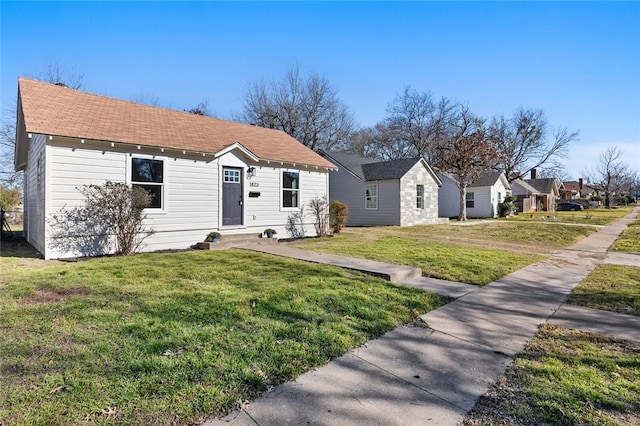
(205, 231, 222, 242)
(49, 181, 154, 256)
(329, 200, 348, 233)
(308, 196, 329, 237)
(498, 196, 516, 218)
(286, 207, 306, 239)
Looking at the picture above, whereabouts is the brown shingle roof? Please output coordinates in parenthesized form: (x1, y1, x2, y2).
(17, 77, 335, 169)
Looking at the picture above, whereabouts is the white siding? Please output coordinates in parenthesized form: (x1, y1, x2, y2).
(439, 174, 507, 218)
(399, 162, 441, 226)
(23, 134, 47, 254)
(465, 186, 493, 218)
(42, 141, 329, 258)
(438, 175, 462, 218)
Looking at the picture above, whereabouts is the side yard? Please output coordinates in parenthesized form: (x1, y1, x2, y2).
(0, 250, 445, 425)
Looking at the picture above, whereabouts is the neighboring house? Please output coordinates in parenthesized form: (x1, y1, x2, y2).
(512, 177, 559, 212)
(438, 171, 511, 218)
(511, 179, 541, 212)
(560, 178, 590, 200)
(14, 78, 335, 259)
(319, 151, 445, 226)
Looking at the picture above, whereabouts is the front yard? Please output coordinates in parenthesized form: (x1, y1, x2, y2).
(294, 221, 598, 285)
(0, 250, 445, 425)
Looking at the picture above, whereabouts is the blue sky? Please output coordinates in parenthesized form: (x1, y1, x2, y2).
(2, 1, 639, 180)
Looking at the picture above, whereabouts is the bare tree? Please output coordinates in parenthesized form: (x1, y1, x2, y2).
(1, 62, 85, 190)
(28, 60, 85, 89)
(490, 108, 579, 182)
(384, 86, 455, 161)
(432, 107, 498, 221)
(348, 123, 416, 160)
(130, 91, 162, 107)
(241, 66, 355, 151)
(185, 99, 213, 116)
(584, 146, 635, 208)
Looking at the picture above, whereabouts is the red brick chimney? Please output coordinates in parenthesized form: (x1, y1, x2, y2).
(579, 178, 583, 189)
(531, 168, 537, 179)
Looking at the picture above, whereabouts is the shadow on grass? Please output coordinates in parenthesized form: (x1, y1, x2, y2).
(0, 235, 43, 259)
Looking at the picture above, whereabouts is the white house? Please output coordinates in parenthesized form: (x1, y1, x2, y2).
(319, 151, 445, 226)
(438, 171, 511, 218)
(14, 78, 335, 259)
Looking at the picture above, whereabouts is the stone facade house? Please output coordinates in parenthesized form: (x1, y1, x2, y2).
(319, 151, 444, 226)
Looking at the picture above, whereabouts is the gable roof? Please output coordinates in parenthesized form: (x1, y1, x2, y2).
(511, 179, 541, 195)
(362, 157, 425, 180)
(15, 77, 335, 170)
(319, 151, 375, 180)
(319, 150, 441, 184)
(525, 178, 558, 194)
(437, 170, 510, 189)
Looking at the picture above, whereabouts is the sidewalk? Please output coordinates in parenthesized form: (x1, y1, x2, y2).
(208, 208, 639, 426)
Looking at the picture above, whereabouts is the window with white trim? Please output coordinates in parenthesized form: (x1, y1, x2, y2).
(224, 169, 241, 183)
(282, 171, 300, 208)
(131, 157, 164, 209)
(497, 191, 502, 203)
(365, 184, 378, 209)
(416, 184, 424, 209)
(466, 191, 475, 209)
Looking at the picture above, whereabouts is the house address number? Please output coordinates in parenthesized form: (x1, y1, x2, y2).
(249, 182, 259, 187)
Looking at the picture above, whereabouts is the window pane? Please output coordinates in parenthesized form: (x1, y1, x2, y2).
(283, 190, 299, 208)
(132, 158, 163, 183)
(134, 184, 162, 209)
(283, 172, 299, 189)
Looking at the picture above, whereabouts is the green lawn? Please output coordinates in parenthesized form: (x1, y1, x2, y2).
(611, 219, 640, 252)
(568, 264, 640, 316)
(0, 250, 445, 425)
(502, 207, 633, 226)
(294, 222, 597, 285)
(463, 323, 640, 425)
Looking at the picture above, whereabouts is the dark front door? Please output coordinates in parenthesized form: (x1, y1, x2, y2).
(222, 167, 243, 226)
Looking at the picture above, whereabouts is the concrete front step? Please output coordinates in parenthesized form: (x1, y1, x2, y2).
(239, 243, 423, 282)
(196, 234, 279, 251)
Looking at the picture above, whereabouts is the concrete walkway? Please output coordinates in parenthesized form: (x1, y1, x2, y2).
(208, 208, 639, 426)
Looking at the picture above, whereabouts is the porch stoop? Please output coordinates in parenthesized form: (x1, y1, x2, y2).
(196, 233, 279, 251)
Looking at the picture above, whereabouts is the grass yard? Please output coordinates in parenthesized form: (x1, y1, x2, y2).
(567, 264, 640, 316)
(0, 250, 446, 425)
(611, 219, 640, 252)
(502, 207, 633, 226)
(294, 222, 597, 285)
(462, 323, 640, 426)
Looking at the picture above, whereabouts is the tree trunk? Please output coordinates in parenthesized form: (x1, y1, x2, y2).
(458, 185, 467, 221)
(605, 191, 611, 209)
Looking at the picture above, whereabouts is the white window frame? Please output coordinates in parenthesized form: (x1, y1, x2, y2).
(223, 168, 241, 183)
(127, 154, 167, 213)
(416, 184, 424, 209)
(281, 170, 300, 210)
(466, 191, 475, 209)
(365, 184, 378, 210)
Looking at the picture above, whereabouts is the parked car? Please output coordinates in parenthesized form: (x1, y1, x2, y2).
(557, 202, 584, 211)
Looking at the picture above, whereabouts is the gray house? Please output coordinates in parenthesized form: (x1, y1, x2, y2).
(319, 151, 444, 226)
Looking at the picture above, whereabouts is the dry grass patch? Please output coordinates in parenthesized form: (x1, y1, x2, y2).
(463, 323, 640, 426)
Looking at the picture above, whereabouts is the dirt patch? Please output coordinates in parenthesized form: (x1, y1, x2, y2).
(22, 287, 92, 305)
